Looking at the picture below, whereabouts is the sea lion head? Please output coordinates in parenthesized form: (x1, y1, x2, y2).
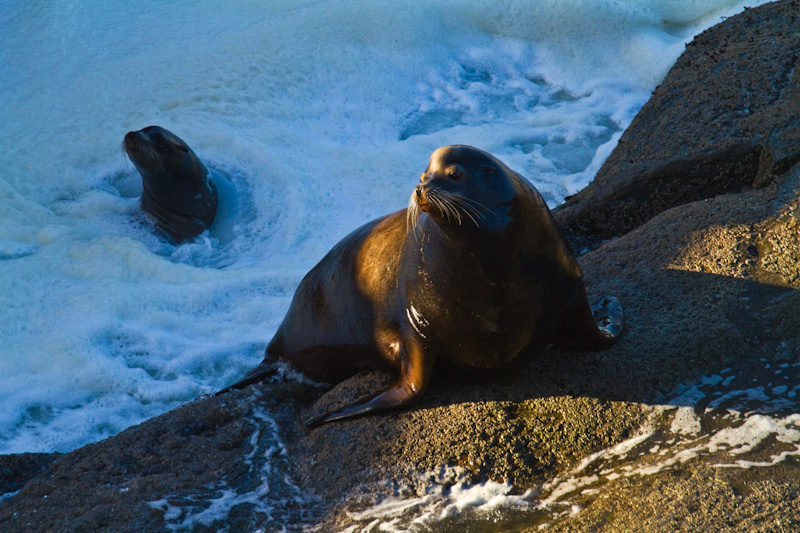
(409, 145, 516, 233)
(123, 126, 217, 227)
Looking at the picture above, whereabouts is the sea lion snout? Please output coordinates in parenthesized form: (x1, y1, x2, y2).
(413, 184, 432, 212)
(123, 130, 146, 152)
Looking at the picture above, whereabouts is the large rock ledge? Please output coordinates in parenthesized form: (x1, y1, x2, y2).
(3, 1, 800, 531)
(556, 0, 800, 240)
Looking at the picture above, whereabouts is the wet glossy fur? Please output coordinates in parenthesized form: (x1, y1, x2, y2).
(218, 145, 623, 426)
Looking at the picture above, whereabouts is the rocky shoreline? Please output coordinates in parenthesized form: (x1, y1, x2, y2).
(3, 1, 800, 531)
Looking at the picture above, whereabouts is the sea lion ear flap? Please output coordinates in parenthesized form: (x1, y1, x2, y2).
(305, 336, 434, 427)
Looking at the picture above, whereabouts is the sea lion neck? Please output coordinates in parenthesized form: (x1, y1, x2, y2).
(408, 211, 517, 285)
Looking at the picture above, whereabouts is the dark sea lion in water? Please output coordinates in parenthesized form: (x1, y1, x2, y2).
(218, 145, 623, 426)
(123, 126, 218, 243)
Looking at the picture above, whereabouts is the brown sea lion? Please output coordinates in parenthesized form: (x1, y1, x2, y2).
(123, 126, 218, 243)
(218, 145, 623, 426)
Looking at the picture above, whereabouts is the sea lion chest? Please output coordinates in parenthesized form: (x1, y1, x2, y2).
(399, 229, 545, 369)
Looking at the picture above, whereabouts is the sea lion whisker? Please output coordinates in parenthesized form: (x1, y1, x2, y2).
(124, 140, 165, 175)
(130, 140, 164, 175)
(448, 198, 465, 225)
(449, 194, 491, 214)
(434, 192, 481, 227)
(440, 198, 456, 224)
(433, 195, 451, 223)
(448, 198, 481, 227)
(430, 195, 452, 224)
(448, 194, 497, 219)
(406, 193, 422, 240)
(146, 146, 165, 175)
(444, 195, 484, 226)
(438, 194, 464, 225)
(406, 193, 416, 225)
(458, 203, 484, 222)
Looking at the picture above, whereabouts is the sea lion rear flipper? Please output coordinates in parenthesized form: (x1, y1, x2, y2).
(592, 295, 624, 340)
(555, 292, 624, 351)
(306, 338, 434, 427)
(214, 361, 278, 396)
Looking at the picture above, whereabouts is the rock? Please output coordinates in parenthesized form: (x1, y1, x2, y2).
(3, 1, 800, 531)
(555, 0, 800, 240)
(0, 384, 326, 531)
(547, 462, 800, 533)
(0, 454, 60, 497)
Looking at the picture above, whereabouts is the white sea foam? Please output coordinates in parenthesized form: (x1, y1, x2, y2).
(342, 466, 547, 532)
(0, 0, 768, 461)
(537, 361, 800, 507)
(0, 490, 21, 503)
(345, 359, 800, 530)
(149, 398, 316, 531)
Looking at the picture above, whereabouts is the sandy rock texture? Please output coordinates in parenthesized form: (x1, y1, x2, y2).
(2, 1, 800, 531)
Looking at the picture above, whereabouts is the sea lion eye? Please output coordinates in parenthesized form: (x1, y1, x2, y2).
(150, 132, 166, 146)
(447, 167, 462, 180)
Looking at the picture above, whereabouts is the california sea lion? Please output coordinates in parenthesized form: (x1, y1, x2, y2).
(218, 145, 623, 426)
(123, 126, 218, 243)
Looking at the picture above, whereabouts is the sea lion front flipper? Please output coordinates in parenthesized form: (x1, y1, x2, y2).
(305, 337, 434, 427)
